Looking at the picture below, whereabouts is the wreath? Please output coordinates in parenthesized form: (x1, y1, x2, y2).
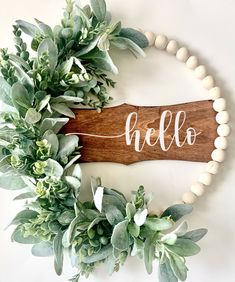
(0, 1, 208, 281)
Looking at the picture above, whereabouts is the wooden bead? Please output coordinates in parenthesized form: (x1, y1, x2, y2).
(198, 172, 212, 186)
(211, 149, 225, 162)
(213, 98, 226, 112)
(217, 124, 230, 136)
(214, 136, 228, 149)
(209, 87, 221, 100)
(216, 111, 229, 124)
(202, 75, 215, 89)
(176, 47, 190, 62)
(155, 35, 168, 50)
(145, 31, 156, 47)
(182, 191, 197, 204)
(195, 65, 207, 79)
(190, 183, 205, 196)
(186, 56, 199, 70)
(206, 161, 219, 175)
(166, 40, 179, 55)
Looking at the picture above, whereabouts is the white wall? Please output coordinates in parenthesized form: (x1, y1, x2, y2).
(0, 1, 235, 281)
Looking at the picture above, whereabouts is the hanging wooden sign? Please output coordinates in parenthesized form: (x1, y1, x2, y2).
(62, 100, 217, 164)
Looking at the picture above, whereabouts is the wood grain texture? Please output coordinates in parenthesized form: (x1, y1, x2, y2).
(62, 101, 218, 164)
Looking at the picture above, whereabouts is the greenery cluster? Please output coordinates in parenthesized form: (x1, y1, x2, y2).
(0, 0, 207, 281)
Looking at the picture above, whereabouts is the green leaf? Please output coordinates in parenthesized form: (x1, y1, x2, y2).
(97, 33, 110, 51)
(111, 37, 146, 58)
(16, 20, 40, 36)
(126, 203, 136, 220)
(131, 238, 144, 257)
(168, 253, 188, 281)
(94, 186, 104, 212)
(111, 220, 129, 251)
(57, 210, 75, 226)
(181, 228, 208, 242)
(53, 232, 64, 276)
(161, 204, 193, 222)
(74, 36, 100, 57)
(44, 159, 64, 178)
(105, 205, 124, 226)
(43, 130, 59, 158)
(40, 117, 69, 134)
(65, 216, 80, 246)
(128, 222, 140, 237)
(159, 259, 178, 282)
(51, 95, 83, 104)
(11, 210, 38, 225)
(38, 38, 58, 74)
(81, 48, 118, 75)
(11, 226, 41, 244)
(64, 155, 81, 171)
(68, 164, 82, 179)
(51, 103, 75, 118)
(161, 233, 177, 246)
(103, 188, 127, 206)
(57, 135, 79, 159)
(14, 192, 37, 200)
(144, 217, 173, 231)
(64, 176, 80, 196)
(11, 82, 34, 117)
(25, 108, 42, 124)
(35, 18, 54, 38)
(9, 54, 31, 71)
(0, 77, 13, 106)
(82, 244, 113, 263)
(144, 236, 155, 274)
(172, 221, 188, 237)
(12, 62, 34, 92)
(32, 241, 54, 257)
(166, 238, 201, 257)
(90, 0, 107, 22)
(120, 28, 148, 48)
(0, 174, 26, 190)
(110, 21, 122, 35)
(38, 94, 51, 112)
(134, 209, 148, 226)
(102, 194, 126, 215)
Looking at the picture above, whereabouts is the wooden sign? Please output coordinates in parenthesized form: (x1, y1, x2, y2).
(62, 101, 217, 164)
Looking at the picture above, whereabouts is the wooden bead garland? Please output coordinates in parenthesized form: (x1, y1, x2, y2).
(144, 32, 230, 206)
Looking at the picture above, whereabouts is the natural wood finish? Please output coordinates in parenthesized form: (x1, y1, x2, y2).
(62, 101, 218, 164)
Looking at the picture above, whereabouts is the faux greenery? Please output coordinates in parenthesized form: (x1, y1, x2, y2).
(0, 0, 207, 281)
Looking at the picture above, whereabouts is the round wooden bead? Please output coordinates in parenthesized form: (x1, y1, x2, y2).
(217, 124, 230, 136)
(186, 56, 199, 70)
(206, 161, 219, 175)
(213, 98, 226, 112)
(166, 40, 179, 55)
(195, 65, 207, 79)
(176, 47, 190, 62)
(190, 183, 205, 196)
(182, 191, 197, 204)
(198, 172, 212, 186)
(211, 149, 225, 162)
(145, 31, 156, 47)
(214, 136, 228, 149)
(216, 111, 229, 124)
(155, 35, 168, 50)
(202, 75, 215, 89)
(209, 87, 221, 100)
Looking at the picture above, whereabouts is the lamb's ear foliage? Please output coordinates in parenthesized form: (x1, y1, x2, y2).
(0, 0, 207, 281)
